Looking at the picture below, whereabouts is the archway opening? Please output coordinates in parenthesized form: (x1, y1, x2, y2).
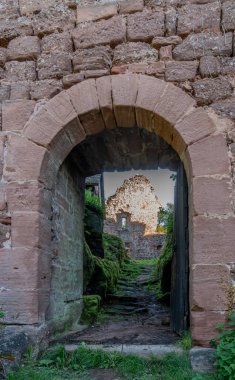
(49, 126, 189, 344)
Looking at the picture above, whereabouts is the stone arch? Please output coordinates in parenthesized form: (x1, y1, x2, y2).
(2, 74, 234, 346)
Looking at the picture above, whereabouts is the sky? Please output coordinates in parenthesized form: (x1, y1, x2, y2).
(103, 169, 175, 208)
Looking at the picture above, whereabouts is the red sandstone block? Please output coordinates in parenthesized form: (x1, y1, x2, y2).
(159, 45, 172, 61)
(72, 16, 126, 49)
(113, 42, 158, 66)
(165, 60, 198, 82)
(191, 216, 235, 264)
(191, 264, 230, 311)
(165, 7, 177, 36)
(0, 19, 33, 48)
(222, 0, 235, 32)
(11, 211, 51, 249)
(33, 8, 76, 37)
(199, 56, 221, 78)
(84, 69, 110, 79)
(10, 81, 30, 100)
(152, 36, 182, 49)
(177, 3, 220, 37)
(175, 109, 216, 148)
(68, 79, 105, 135)
(41, 32, 73, 54)
(191, 311, 226, 347)
(96, 76, 117, 129)
(187, 134, 230, 177)
(63, 73, 85, 89)
(111, 74, 139, 128)
(193, 77, 233, 106)
(5, 61, 36, 81)
(7, 36, 41, 61)
(30, 80, 63, 100)
(136, 75, 167, 130)
(119, 0, 144, 14)
(2, 100, 35, 131)
(6, 181, 52, 213)
(4, 135, 47, 183)
(193, 177, 232, 216)
(127, 11, 164, 42)
(77, 3, 118, 23)
(0, 0, 19, 19)
(19, 0, 55, 15)
(37, 53, 72, 80)
(0, 48, 7, 67)
(73, 46, 112, 73)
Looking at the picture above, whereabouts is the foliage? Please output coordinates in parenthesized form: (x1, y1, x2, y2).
(91, 256, 121, 296)
(0, 309, 4, 318)
(8, 344, 193, 380)
(213, 311, 235, 380)
(157, 203, 174, 233)
(103, 232, 127, 264)
(80, 295, 101, 325)
(179, 331, 192, 351)
(84, 190, 105, 217)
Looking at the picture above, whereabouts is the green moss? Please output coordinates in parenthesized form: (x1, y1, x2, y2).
(84, 190, 105, 218)
(92, 257, 121, 297)
(103, 233, 127, 264)
(81, 295, 101, 325)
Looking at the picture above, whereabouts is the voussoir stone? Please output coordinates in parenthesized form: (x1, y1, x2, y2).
(177, 3, 221, 37)
(193, 77, 233, 105)
(173, 32, 233, 61)
(222, 0, 235, 32)
(37, 53, 72, 80)
(5, 61, 36, 81)
(41, 32, 73, 54)
(165, 61, 198, 82)
(73, 46, 112, 73)
(113, 42, 158, 65)
(127, 10, 164, 42)
(199, 56, 221, 78)
(7, 36, 41, 61)
(77, 3, 118, 23)
(72, 16, 126, 49)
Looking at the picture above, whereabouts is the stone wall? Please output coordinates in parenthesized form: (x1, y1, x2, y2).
(48, 157, 85, 330)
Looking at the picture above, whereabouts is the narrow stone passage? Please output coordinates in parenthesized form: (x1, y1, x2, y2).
(61, 261, 178, 346)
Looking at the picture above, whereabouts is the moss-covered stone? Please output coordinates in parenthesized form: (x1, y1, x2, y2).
(103, 233, 127, 264)
(81, 295, 101, 325)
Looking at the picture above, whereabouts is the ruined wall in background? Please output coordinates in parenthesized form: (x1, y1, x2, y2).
(49, 157, 85, 330)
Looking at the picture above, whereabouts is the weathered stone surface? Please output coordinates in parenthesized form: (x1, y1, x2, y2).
(173, 32, 233, 61)
(191, 310, 226, 347)
(72, 16, 126, 49)
(30, 80, 63, 100)
(193, 177, 232, 216)
(7, 36, 41, 61)
(190, 347, 216, 374)
(73, 46, 112, 73)
(222, 0, 235, 31)
(113, 42, 158, 65)
(84, 69, 110, 78)
(199, 56, 221, 78)
(0, 18, 33, 47)
(96, 76, 117, 129)
(63, 73, 85, 89)
(41, 32, 73, 53)
(165, 7, 177, 36)
(193, 77, 233, 105)
(10, 82, 30, 100)
(177, 3, 221, 36)
(220, 57, 235, 75)
(0, 0, 19, 19)
(5, 61, 36, 81)
(152, 36, 182, 49)
(188, 134, 230, 177)
(19, 0, 55, 15)
(0, 85, 10, 101)
(77, 3, 118, 23)
(33, 8, 76, 37)
(37, 53, 72, 80)
(192, 216, 235, 264)
(0, 47, 7, 67)
(191, 264, 230, 311)
(127, 11, 164, 42)
(119, 0, 144, 14)
(2, 100, 35, 131)
(159, 45, 172, 61)
(165, 61, 198, 81)
(146, 61, 165, 76)
(0, 67, 5, 79)
(68, 79, 105, 134)
(211, 98, 235, 120)
(112, 74, 138, 128)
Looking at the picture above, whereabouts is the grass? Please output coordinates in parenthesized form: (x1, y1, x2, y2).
(7, 344, 194, 380)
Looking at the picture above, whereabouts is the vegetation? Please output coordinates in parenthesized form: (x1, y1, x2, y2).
(80, 295, 102, 325)
(7, 344, 193, 380)
(84, 190, 105, 218)
(0, 309, 4, 318)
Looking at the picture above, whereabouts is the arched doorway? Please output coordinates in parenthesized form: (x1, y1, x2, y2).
(1, 74, 233, 347)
